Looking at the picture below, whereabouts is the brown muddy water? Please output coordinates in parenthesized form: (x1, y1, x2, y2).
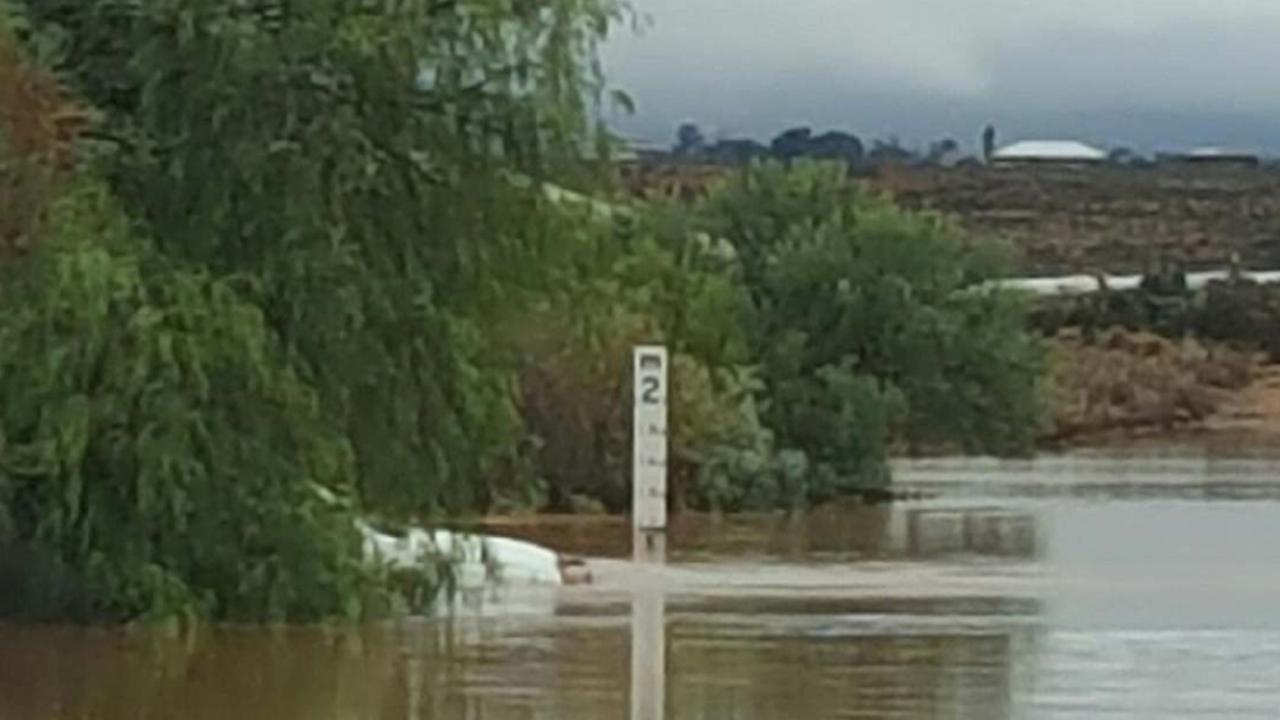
(6, 447, 1280, 719)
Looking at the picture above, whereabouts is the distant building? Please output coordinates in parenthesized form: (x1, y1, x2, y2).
(990, 140, 1107, 165)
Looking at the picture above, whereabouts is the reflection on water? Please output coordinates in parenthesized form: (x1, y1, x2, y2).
(670, 623, 1034, 720)
(893, 451, 1280, 501)
(905, 508, 1038, 558)
(1032, 630, 1280, 718)
(478, 502, 1038, 563)
(0, 612, 1037, 720)
(7, 449, 1280, 718)
(0, 625, 404, 720)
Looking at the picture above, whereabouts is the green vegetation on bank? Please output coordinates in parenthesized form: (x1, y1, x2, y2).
(0, 0, 1040, 622)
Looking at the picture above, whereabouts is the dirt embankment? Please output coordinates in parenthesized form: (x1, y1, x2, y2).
(1044, 328, 1276, 447)
(1199, 365, 1280, 443)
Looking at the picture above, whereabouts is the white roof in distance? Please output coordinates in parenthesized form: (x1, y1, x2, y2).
(1187, 146, 1256, 159)
(992, 140, 1107, 162)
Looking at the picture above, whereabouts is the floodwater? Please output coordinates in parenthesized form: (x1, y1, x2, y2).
(6, 447, 1280, 718)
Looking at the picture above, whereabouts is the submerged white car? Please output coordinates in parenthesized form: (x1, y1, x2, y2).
(354, 518, 585, 587)
(314, 483, 584, 587)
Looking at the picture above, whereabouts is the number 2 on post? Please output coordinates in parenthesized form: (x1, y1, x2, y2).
(641, 376, 660, 404)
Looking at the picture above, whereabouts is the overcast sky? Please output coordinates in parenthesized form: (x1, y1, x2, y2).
(602, 0, 1280, 154)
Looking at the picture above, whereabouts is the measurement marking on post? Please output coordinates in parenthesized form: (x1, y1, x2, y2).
(633, 346, 668, 533)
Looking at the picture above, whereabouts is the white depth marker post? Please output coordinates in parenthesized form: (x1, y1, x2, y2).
(631, 345, 668, 720)
(632, 345, 669, 539)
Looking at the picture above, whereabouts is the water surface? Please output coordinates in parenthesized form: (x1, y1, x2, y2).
(4, 446, 1280, 719)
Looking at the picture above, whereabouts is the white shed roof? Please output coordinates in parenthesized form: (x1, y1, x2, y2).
(992, 140, 1107, 162)
(1186, 146, 1256, 159)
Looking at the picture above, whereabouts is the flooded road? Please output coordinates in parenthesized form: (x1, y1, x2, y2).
(5, 448, 1280, 719)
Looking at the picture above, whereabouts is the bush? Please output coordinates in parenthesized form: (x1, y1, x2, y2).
(702, 162, 1042, 476)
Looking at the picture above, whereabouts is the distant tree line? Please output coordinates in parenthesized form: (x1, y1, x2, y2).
(672, 122, 975, 171)
(669, 122, 1229, 171)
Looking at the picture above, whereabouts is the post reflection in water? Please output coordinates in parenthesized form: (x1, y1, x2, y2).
(631, 529, 668, 720)
(616, 507, 1041, 720)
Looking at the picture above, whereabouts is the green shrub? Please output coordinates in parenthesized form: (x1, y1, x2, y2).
(702, 162, 1042, 480)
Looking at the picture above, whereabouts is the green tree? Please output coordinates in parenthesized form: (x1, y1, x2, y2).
(0, 181, 390, 621)
(16, 0, 630, 516)
(675, 122, 706, 156)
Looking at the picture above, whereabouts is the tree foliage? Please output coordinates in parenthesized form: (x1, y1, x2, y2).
(707, 162, 1043, 463)
(15, 0, 628, 516)
(0, 183, 392, 621)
